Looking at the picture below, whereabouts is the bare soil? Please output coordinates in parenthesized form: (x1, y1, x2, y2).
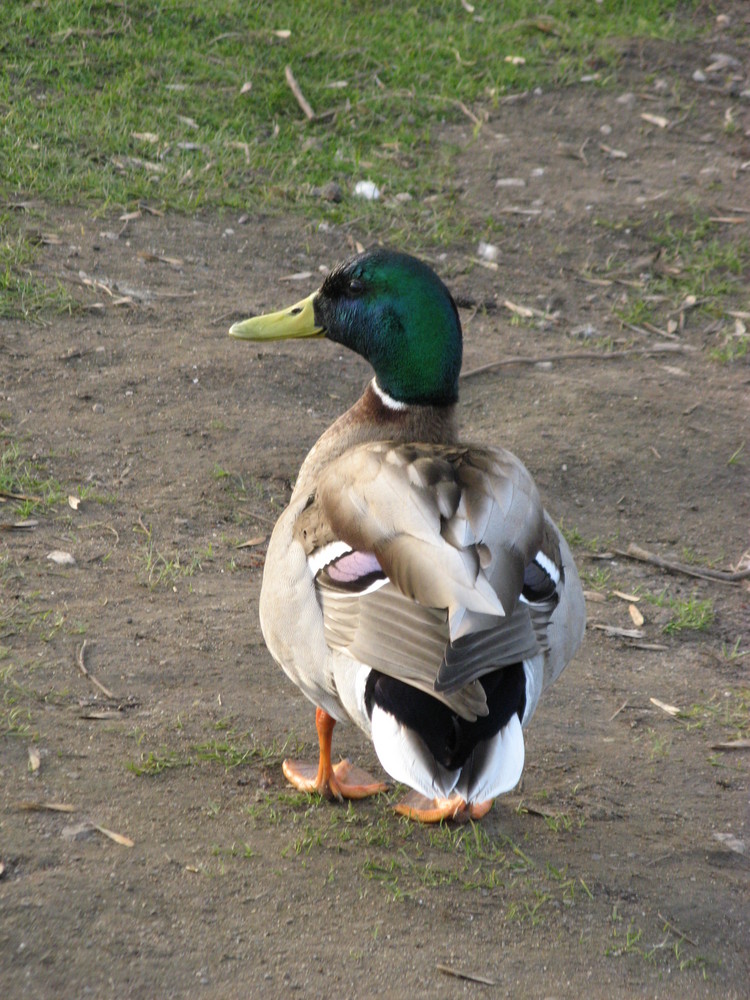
(2, 25, 749, 1000)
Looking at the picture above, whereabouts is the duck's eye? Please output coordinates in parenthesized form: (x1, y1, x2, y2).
(347, 278, 365, 297)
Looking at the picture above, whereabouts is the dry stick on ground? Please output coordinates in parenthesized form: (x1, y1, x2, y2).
(76, 640, 115, 699)
(0, 488, 42, 503)
(657, 913, 699, 948)
(285, 65, 315, 119)
(436, 964, 497, 986)
(616, 543, 750, 585)
(460, 342, 693, 379)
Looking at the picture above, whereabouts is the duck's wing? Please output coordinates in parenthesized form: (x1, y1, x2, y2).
(524, 514, 586, 691)
(297, 442, 546, 721)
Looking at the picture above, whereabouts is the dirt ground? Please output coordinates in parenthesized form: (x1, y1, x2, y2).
(1, 24, 749, 1000)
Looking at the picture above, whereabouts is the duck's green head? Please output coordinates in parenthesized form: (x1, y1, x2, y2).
(229, 249, 462, 406)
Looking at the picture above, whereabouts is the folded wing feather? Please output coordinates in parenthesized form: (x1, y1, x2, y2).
(309, 441, 547, 716)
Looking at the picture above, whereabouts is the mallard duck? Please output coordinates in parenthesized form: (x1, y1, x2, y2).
(229, 249, 584, 822)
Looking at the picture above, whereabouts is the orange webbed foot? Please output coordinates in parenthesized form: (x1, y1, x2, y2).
(394, 790, 494, 823)
(282, 757, 388, 801)
(282, 707, 387, 802)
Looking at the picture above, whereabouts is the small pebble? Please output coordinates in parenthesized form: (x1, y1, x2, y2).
(495, 177, 525, 188)
(317, 181, 343, 203)
(61, 822, 95, 841)
(394, 192, 412, 203)
(692, 69, 707, 83)
(571, 324, 598, 340)
(47, 550, 76, 567)
(706, 53, 741, 72)
(599, 124, 612, 135)
(354, 180, 379, 200)
(616, 92, 636, 105)
(92, 403, 104, 413)
(477, 241, 499, 262)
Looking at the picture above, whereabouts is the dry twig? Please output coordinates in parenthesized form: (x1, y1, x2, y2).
(76, 640, 115, 699)
(616, 543, 750, 585)
(461, 343, 693, 379)
(436, 964, 496, 986)
(285, 65, 315, 119)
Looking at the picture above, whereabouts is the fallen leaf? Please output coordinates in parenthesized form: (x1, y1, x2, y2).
(650, 697, 680, 717)
(16, 801, 75, 813)
(583, 590, 607, 603)
(600, 144, 628, 159)
(68, 495, 81, 510)
(502, 299, 534, 318)
(612, 590, 641, 602)
(236, 535, 266, 549)
(272, 29, 291, 38)
(629, 604, 645, 627)
(94, 824, 134, 848)
(278, 271, 314, 282)
(641, 113, 669, 128)
(137, 250, 184, 267)
(240, 81, 252, 94)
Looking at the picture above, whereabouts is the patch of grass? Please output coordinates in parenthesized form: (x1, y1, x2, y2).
(648, 213, 749, 318)
(614, 295, 654, 328)
(606, 907, 709, 975)
(0, 663, 44, 740)
(726, 442, 745, 466)
(710, 334, 748, 365)
(559, 524, 601, 553)
(680, 689, 749, 741)
(127, 729, 288, 776)
(134, 519, 215, 588)
(583, 566, 611, 591)
(1, 2, 696, 223)
(663, 596, 714, 635)
(642, 590, 714, 634)
(0, 214, 77, 320)
(0, 442, 65, 515)
(126, 748, 190, 777)
(721, 637, 748, 663)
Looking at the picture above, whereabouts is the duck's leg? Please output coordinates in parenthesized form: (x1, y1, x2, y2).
(282, 707, 388, 801)
(394, 790, 494, 823)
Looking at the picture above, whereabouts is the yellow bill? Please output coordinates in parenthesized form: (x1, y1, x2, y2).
(229, 291, 323, 341)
